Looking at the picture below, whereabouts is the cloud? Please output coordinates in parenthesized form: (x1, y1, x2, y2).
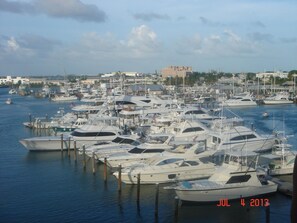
(0, 34, 60, 59)
(252, 21, 266, 28)
(125, 25, 161, 56)
(247, 32, 274, 43)
(62, 25, 162, 63)
(175, 30, 262, 57)
(35, 0, 106, 23)
(0, 0, 35, 13)
(0, 0, 106, 23)
(280, 37, 297, 43)
(200, 16, 224, 27)
(133, 12, 170, 22)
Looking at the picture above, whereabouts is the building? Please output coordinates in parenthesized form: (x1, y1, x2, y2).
(0, 76, 30, 85)
(256, 71, 289, 80)
(161, 66, 192, 78)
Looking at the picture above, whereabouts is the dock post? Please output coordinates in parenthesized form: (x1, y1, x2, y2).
(60, 134, 64, 153)
(68, 137, 71, 157)
(103, 157, 107, 182)
(82, 145, 86, 169)
(265, 202, 270, 223)
(73, 140, 77, 161)
(154, 183, 159, 217)
(92, 152, 96, 174)
(38, 120, 42, 136)
(174, 196, 179, 218)
(118, 164, 122, 192)
(29, 113, 32, 128)
(137, 173, 141, 204)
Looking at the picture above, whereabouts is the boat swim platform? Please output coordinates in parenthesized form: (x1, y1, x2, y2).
(268, 176, 293, 197)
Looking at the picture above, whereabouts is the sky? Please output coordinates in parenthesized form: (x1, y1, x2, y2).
(0, 0, 296, 76)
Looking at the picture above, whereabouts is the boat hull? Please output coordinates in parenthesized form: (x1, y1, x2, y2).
(176, 183, 277, 202)
(263, 100, 293, 105)
(19, 136, 73, 151)
(116, 166, 214, 184)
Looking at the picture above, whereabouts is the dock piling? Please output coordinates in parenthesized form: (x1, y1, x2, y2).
(82, 145, 86, 168)
(265, 202, 270, 223)
(68, 137, 71, 157)
(118, 164, 122, 192)
(137, 173, 141, 204)
(92, 152, 96, 174)
(73, 140, 77, 161)
(60, 134, 64, 153)
(154, 183, 159, 217)
(103, 157, 107, 182)
(174, 196, 179, 217)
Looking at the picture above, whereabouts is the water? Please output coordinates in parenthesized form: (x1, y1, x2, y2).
(0, 88, 295, 223)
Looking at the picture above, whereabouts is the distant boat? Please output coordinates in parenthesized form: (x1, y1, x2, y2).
(262, 112, 269, 118)
(5, 98, 12, 105)
(221, 92, 257, 107)
(263, 92, 293, 105)
(8, 89, 17, 94)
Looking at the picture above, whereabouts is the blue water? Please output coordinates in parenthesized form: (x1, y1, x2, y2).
(0, 88, 295, 223)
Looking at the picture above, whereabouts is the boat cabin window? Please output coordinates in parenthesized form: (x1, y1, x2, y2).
(71, 131, 116, 137)
(230, 134, 257, 141)
(140, 100, 151, 103)
(226, 175, 251, 184)
(143, 149, 164, 153)
(157, 158, 183, 166)
(115, 101, 136, 105)
(185, 110, 206, 115)
(112, 137, 136, 144)
(242, 99, 251, 101)
(185, 160, 199, 166)
(128, 148, 164, 154)
(129, 148, 145, 153)
(212, 136, 221, 144)
(182, 127, 204, 133)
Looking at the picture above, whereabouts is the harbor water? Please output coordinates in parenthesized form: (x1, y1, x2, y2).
(0, 88, 295, 223)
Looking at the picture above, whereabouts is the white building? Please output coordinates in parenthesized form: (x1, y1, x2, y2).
(256, 71, 289, 80)
(0, 76, 30, 85)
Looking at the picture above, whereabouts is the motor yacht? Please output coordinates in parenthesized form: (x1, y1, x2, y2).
(263, 92, 293, 105)
(169, 151, 277, 202)
(222, 92, 257, 107)
(113, 142, 216, 184)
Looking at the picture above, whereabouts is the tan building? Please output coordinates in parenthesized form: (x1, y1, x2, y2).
(161, 66, 192, 78)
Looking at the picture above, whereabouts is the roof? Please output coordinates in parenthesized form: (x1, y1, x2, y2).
(128, 84, 164, 91)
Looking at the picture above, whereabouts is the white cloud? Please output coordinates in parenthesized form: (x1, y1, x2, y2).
(7, 37, 20, 51)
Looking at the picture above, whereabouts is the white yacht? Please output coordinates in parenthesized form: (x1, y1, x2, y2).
(208, 118, 277, 153)
(83, 134, 141, 158)
(222, 92, 257, 107)
(51, 94, 78, 102)
(110, 94, 177, 110)
(70, 124, 122, 147)
(263, 92, 293, 105)
(101, 134, 174, 168)
(259, 144, 296, 176)
(170, 152, 277, 202)
(150, 120, 210, 142)
(113, 143, 216, 184)
(19, 134, 73, 151)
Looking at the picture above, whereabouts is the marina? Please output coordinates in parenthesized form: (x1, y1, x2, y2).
(0, 87, 295, 223)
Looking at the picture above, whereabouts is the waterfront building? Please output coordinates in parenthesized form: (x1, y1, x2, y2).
(0, 76, 30, 85)
(161, 66, 192, 78)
